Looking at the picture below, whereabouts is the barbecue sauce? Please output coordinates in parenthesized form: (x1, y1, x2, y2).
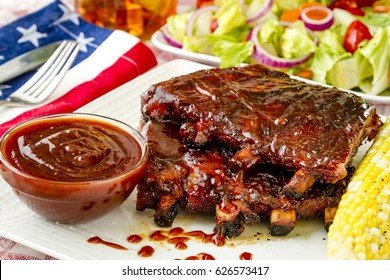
(2, 117, 143, 181)
(239, 252, 253, 260)
(138, 246, 155, 257)
(169, 227, 185, 236)
(89, 226, 254, 259)
(167, 237, 190, 250)
(87, 236, 128, 250)
(127, 234, 143, 243)
(148, 228, 225, 247)
(185, 253, 215, 260)
(150, 230, 168, 241)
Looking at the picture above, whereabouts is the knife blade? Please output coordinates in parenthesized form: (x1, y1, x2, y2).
(0, 41, 63, 84)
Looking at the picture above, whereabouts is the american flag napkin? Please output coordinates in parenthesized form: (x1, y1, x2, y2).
(0, 0, 157, 136)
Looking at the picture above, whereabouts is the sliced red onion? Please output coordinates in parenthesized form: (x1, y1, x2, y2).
(161, 26, 183, 48)
(300, 6, 334, 31)
(250, 21, 319, 68)
(186, 5, 220, 36)
(246, 0, 274, 24)
(246, 28, 253, 42)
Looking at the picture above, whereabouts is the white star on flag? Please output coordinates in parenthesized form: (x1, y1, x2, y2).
(17, 24, 47, 47)
(76, 32, 96, 52)
(52, 4, 80, 26)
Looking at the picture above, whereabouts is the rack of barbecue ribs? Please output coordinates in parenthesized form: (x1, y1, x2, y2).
(137, 64, 382, 237)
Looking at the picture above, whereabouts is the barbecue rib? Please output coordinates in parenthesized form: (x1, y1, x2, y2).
(141, 64, 381, 198)
(137, 120, 351, 237)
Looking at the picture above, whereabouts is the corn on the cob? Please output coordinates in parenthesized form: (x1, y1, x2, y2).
(328, 118, 390, 260)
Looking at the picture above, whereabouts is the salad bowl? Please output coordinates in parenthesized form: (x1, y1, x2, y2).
(152, 29, 390, 116)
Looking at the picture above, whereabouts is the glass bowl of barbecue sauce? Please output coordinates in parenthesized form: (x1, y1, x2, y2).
(0, 113, 148, 223)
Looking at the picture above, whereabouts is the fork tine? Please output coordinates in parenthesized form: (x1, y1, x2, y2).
(28, 41, 79, 101)
(24, 41, 75, 96)
(6, 40, 79, 105)
(12, 41, 71, 96)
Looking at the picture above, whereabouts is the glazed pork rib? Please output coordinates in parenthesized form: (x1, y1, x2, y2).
(141, 64, 381, 197)
(137, 120, 351, 237)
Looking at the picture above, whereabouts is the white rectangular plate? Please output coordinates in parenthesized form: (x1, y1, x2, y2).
(0, 59, 369, 260)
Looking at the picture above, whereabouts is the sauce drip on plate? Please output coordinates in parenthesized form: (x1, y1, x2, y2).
(138, 246, 155, 257)
(239, 252, 253, 260)
(87, 236, 128, 250)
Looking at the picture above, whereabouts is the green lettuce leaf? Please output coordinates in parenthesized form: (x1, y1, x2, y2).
(280, 21, 317, 59)
(166, 12, 192, 43)
(183, 36, 213, 54)
(361, 10, 390, 28)
(192, 10, 215, 36)
(208, 25, 251, 43)
(257, 19, 284, 56)
(327, 54, 371, 90)
(273, 0, 303, 12)
(357, 28, 390, 95)
(310, 29, 350, 84)
(212, 40, 254, 68)
(214, 0, 246, 34)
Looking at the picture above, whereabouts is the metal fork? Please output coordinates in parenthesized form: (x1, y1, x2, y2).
(1, 40, 80, 106)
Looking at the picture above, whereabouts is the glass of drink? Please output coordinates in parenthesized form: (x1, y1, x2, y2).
(75, 0, 177, 40)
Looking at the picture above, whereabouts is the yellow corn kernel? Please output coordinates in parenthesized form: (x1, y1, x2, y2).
(328, 118, 390, 260)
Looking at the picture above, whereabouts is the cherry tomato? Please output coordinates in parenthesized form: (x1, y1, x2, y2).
(343, 7, 365, 15)
(343, 20, 373, 53)
(328, 0, 365, 15)
(354, 0, 378, 7)
(210, 18, 219, 33)
(329, 0, 358, 9)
